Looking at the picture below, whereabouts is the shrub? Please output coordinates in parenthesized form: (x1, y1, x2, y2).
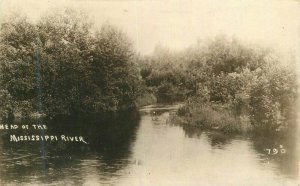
(249, 65, 297, 131)
(172, 37, 297, 133)
(173, 99, 244, 133)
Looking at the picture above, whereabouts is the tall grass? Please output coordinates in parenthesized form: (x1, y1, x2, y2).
(173, 102, 252, 133)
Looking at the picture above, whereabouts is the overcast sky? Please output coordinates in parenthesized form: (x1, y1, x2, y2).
(0, 0, 299, 56)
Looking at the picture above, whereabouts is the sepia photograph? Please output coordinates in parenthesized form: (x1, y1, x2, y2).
(0, 0, 299, 185)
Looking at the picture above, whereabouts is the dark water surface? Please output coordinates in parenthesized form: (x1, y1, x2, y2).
(0, 105, 299, 186)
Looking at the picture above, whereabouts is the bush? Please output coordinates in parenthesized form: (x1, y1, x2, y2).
(172, 37, 297, 133)
(249, 65, 297, 131)
(174, 101, 243, 133)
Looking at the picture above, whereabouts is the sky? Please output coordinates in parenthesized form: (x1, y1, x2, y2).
(0, 0, 299, 56)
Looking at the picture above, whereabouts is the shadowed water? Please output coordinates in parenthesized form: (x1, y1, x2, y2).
(0, 104, 299, 186)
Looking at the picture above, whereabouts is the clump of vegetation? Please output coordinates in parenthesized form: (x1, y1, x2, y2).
(138, 47, 189, 103)
(0, 9, 143, 120)
(249, 64, 298, 131)
(176, 101, 242, 133)
(135, 93, 157, 107)
(165, 37, 298, 133)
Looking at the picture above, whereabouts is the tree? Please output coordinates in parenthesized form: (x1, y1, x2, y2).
(0, 14, 38, 118)
(0, 9, 141, 119)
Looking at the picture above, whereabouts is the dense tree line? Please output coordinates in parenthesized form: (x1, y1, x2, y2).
(0, 9, 297, 132)
(0, 9, 142, 120)
(138, 47, 188, 103)
(140, 37, 298, 132)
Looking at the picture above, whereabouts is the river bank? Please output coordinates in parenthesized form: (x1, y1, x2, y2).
(170, 103, 251, 134)
(169, 100, 297, 135)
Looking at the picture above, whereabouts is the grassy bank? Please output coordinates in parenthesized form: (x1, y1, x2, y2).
(170, 102, 253, 134)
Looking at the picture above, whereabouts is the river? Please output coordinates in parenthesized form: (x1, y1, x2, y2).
(0, 104, 299, 185)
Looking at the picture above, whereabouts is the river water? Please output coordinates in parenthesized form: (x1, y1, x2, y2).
(0, 104, 299, 185)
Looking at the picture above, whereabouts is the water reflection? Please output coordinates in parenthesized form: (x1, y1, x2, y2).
(252, 132, 299, 180)
(0, 105, 298, 185)
(180, 120, 299, 182)
(0, 110, 140, 185)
